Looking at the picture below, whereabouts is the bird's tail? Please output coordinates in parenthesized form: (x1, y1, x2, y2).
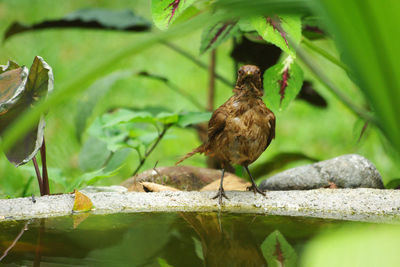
(176, 144, 206, 165)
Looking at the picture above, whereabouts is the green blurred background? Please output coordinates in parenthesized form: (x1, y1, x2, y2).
(0, 0, 398, 197)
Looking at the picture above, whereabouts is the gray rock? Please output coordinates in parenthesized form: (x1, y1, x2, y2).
(259, 154, 384, 190)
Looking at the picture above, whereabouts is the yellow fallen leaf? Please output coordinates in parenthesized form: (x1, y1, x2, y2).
(72, 189, 93, 212)
(200, 174, 251, 191)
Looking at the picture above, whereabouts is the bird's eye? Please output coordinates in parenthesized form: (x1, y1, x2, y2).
(238, 69, 243, 75)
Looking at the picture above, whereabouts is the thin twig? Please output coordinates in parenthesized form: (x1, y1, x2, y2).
(132, 124, 172, 176)
(208, 49, 217, 111)
(0, 220, 30, 262)
(32, 157, 43, 196)
(161, 41, 234, 87)
(40, 138, 50, 195)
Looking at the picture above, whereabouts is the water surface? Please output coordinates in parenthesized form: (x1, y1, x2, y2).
(0, 212, 366, 266)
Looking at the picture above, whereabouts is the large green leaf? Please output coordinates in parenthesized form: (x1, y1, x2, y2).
(200, 21, 240, 54)
(308, 0, 400, 159)
(0, 56, 53, 166)
(251, 15, 301, 58)
(261, 230, 297, 267)
(4, 8, 151, 41)
(78, 137, 111, 172)
(263, 56, 304, 112)
(151, 0, 196, 30)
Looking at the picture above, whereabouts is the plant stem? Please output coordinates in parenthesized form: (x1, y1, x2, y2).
(40, 138, 50, 195)
(233, 37, 239, 79)
(161, 41, 234, 87)
(275, 24, 376, 124)
(208, 49, 216, 111)
(296, 44, 377, 124)
(137, 72, 206, 110)
(302, 37, 350, 73)
(32, 157, 43, 196)
(132, 124, 172, 176)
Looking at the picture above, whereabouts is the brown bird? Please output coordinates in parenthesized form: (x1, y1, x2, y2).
(176, 65, 276, 204)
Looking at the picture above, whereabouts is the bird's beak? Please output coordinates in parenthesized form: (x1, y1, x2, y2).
(245, 71, 253, 77)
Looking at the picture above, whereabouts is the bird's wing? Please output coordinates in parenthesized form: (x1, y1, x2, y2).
(266, 110, 276, 148)
(208, 108, 227, 140)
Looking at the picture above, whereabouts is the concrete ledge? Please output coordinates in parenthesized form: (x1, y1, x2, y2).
(1, 189, 400, 223)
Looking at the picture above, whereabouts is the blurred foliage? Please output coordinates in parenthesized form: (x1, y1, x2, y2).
(0, 0, 399, 199)
(301, 224, 400, 267)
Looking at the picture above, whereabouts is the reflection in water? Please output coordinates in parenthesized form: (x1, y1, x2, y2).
(0, 212, 344, 266)
(182, 213, 267, 266)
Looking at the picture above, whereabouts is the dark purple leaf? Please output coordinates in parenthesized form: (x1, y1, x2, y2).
(4, 8, 151, 41)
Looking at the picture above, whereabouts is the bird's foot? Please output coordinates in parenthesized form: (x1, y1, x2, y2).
(247, 184, 266, 196)
(212, 187, 229, 205)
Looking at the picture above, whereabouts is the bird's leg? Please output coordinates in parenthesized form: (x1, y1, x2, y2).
(244, 165, 266, 196)
(212, 169, 229, 204)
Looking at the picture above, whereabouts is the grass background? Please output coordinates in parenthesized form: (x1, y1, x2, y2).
(0, 0, 398, 197)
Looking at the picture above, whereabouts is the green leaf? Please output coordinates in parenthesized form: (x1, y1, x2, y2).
(251, 15, 301, 58)
(302, 16, 326, 40)
(261, 230, 297, 267)
(151, 0, 196, 30)
(200, 21, 240, 54)
(79, 137, 111, 172)
(75, 70, 132, 141)
(177, 111, 212, 127)
(157, 258, 174, 267)
(4, 8, 151, 41)
(102, 109, 156, 128)
(68, 168, 120, 192)
(0, 56, 53, 166)
(87, 118, 129, 152)
(156, 112, 179, 125)
(238, 18, 255, 32)
(137, 132, 159, 146)
(263, 56, 304, 112)
(103, 148, 131, 172)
